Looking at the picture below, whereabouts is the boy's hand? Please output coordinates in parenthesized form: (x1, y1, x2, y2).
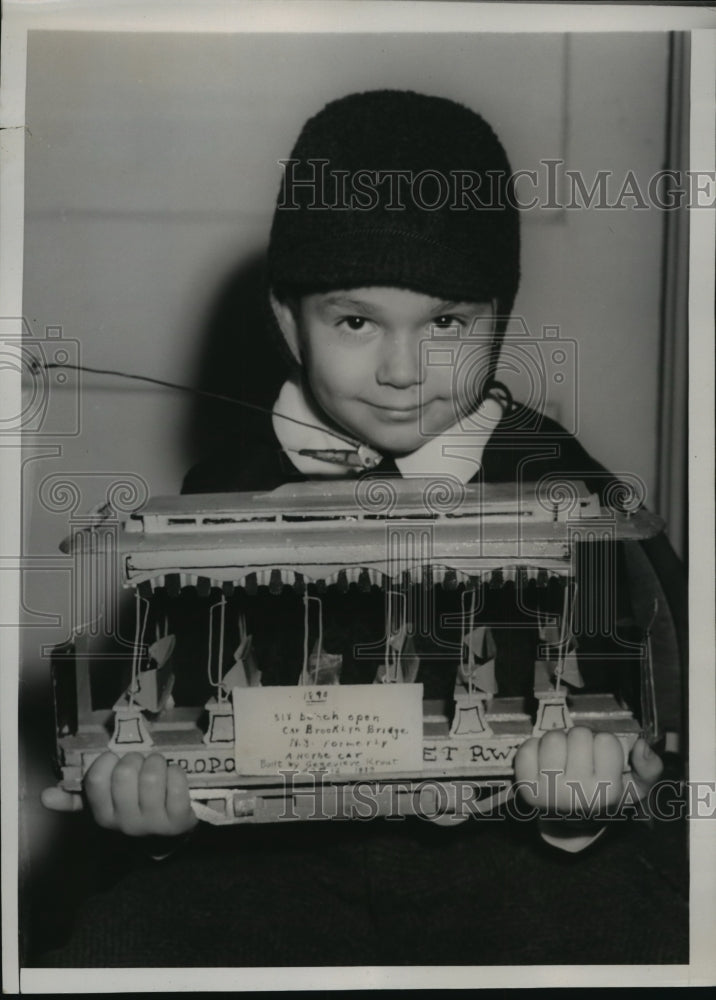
(514, 727, 663, 817)
(42, 751, 198, 838)
(85, 751, 198, 836)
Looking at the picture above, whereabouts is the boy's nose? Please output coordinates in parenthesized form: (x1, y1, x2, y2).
(376, 332, 424, 389)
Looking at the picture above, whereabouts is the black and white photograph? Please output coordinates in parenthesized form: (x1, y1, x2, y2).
(2, 1, 714, 991)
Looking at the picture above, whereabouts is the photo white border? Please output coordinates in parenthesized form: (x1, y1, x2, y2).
(1, 1, 714, 992)
(687, 26, 716, 988)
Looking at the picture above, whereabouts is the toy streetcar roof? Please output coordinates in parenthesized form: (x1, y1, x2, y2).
(114, 479, 665, 586)
(131, 479, 595, 522)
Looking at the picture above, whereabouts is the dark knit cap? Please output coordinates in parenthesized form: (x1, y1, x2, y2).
(268, 90, 520, 328)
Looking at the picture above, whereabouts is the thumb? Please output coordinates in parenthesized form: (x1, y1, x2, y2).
(41, 785, 84, 813)
(629, 737, 664, 789)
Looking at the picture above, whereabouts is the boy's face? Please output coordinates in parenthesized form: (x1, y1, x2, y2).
(272, 286, 496, 456)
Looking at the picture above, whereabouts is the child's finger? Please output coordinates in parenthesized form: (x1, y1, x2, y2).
(110, 752, 145, 832)
(138, 753, 170, 828)
(537, 729, 567, 775)
(565, 726, 595, 780)
(165, 763, 196, 830)
(514, 737, 539, 784)
(593, 731, 625, 781)
(40, 785, 84, 813)
(84, 751, 120, 828)
(629, 737, 664, 784)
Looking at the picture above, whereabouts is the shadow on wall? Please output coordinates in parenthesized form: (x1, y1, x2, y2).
(185, 253, 293, 468)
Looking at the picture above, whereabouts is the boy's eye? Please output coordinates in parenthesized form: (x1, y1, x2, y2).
(338, 316, 369, 332)
(432, 315, 463, 329)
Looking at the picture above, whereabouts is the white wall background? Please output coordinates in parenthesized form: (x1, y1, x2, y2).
(21, 30, 672, 684)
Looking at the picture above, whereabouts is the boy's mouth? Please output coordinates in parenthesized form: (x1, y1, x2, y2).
(365, 401, 423, 421)
(365, 398, 424, 412)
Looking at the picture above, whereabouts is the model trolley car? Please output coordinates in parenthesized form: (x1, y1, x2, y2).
(50, 477, 665, 824)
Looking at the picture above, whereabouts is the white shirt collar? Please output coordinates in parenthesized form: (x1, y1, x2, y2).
(272, 374, 503, 483)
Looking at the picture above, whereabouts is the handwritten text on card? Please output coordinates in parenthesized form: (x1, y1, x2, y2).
(233, 683, 423, 776)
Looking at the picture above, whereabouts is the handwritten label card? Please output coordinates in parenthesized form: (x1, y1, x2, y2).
(233, 683, 423, 777)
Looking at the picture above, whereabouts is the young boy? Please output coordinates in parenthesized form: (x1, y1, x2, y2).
(40, 90, 683, 966)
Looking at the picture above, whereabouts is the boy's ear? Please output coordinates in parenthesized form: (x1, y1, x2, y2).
(269, 291, 302, 365)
